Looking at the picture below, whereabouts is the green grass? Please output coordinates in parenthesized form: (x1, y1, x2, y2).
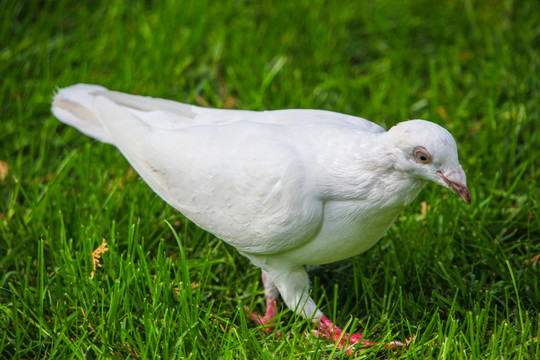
(1, 0, 539, 358)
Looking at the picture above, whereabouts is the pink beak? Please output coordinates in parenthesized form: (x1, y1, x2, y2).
(437, 171, 472, 204)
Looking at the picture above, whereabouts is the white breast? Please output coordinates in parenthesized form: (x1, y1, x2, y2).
(278, 200, 403, 265)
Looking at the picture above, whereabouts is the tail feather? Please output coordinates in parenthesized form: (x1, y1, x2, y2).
(101, 90, 196, 119)
(52, 84, 114, 144)
(51, 84, 198, 145)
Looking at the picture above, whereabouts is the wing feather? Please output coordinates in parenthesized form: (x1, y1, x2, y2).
(53, 84, 386, 255)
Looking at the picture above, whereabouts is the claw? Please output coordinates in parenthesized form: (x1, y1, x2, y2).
(246, 296, 281, 335)
(248, 297, 405, 353)
(315, 316, 405, 354)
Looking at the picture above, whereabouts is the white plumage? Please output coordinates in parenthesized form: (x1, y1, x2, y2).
(52, 84, 470, 350)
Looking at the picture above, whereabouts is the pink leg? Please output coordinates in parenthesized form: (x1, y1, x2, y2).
(249, 295, 279, 332)
(247, 272, 281, 334)
(314, 316, 404, 354)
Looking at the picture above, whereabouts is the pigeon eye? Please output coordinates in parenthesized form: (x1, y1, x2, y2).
(413, 147, 432, 164)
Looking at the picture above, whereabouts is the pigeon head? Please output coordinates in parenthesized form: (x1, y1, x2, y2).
(385, 119, 471, 204)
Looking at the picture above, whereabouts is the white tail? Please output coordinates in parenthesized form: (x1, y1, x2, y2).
(51, 84, 201, 146)
(51, 84, 114, 144)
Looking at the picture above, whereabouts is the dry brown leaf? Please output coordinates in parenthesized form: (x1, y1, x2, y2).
(436, 106, 448, 120)
(525, 253, 540, 266)
(91, 239, 109, 279)
(117, 167, 135, 188)
(0, 160, 8, 181)
(195, 95, 210, 107)
(216, 65, 237, 109)
(223, 96, 238, 109)
(80, 307, 96, 332)
(39, 173, 54, 183)
(405, 335, 416, 346)
(173, 282, 199, 295)
(216, 65, 239, 109)
(193, 67, 238, 109)
(417, 201, 429, 221)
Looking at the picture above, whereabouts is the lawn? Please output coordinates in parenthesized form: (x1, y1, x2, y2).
(1, 0, 539, 358)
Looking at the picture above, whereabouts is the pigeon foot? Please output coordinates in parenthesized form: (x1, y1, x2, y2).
(246, 296, 281, 334)
(314, 316, 405, 354)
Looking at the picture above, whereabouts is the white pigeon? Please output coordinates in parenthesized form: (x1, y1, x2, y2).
(52, 84, 471, 352)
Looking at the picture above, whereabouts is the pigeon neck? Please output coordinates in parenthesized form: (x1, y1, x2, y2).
(369, 132, 427, 206)
(316, 131, 426, 206)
